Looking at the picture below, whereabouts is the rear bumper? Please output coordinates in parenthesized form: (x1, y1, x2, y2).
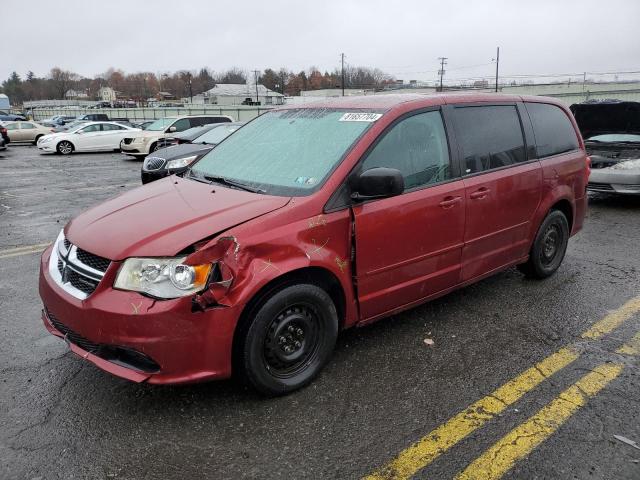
(39, 245, 242, 384)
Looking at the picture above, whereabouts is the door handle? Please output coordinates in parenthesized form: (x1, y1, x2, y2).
(469, 187, 490, 200)
(439, 196, 462, 209)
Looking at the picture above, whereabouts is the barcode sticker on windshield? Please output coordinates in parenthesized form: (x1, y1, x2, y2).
(339, 113, 382, 122)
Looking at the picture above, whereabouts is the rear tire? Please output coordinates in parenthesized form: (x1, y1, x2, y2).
(518, 210, 569, 279)
(33, 134, 43, 145)
(56, 141, 73, 155)
(236, 283, 338, 396)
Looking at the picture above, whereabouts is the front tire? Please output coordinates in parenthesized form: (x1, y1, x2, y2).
(236, 283, 338, 396)
(518, 210, 569, 279)
(56, 141, 74, 155)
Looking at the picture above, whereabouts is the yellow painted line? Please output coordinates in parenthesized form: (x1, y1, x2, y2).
(617, 332, 640, 355)
(364, 297, 640, 480)
(363, 348, 579, 480)
(581, 296, 640, 339)
(0, 243, 50, 259)
(456, 363, 623, 480)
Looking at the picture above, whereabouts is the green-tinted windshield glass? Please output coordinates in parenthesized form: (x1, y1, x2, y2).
(191, 109, 378, 195)
(145, 118, 175, 131)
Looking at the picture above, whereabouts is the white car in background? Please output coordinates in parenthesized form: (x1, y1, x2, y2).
(37, 122, 142, 155)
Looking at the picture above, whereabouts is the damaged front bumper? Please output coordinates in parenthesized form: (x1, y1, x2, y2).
(39, 245, 244, 384)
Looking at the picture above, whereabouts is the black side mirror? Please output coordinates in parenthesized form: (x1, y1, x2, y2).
(351, 167, 404, 201)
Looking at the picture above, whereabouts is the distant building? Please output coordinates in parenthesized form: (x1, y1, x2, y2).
(300, 88, 369, 97)
(99, 87, 117, 102)
(65, 89, 89, 99)
(156, 91, 176, 101)
(192, 83, 284, 106)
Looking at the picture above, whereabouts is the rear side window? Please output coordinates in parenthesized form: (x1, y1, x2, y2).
(453, 106, 526, 174)
(200, 117, 232, 125)
(526, 102, 579, 158)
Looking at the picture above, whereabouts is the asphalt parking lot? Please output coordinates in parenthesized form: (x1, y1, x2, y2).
(1, 145, 639, 479)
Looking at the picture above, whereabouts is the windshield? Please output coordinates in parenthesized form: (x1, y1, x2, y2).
(145, 118, 175, 131)
(586, 133, 640, 143)
(191, 109, 379, 196)
(195, 124, 241, 145)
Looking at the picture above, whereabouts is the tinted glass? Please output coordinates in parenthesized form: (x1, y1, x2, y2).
(5, 123, 18, 130)
(526, 102, 580, 157)
(21, 123, 35, 129)
(102, 123, 124, 131)
(192, 109, 376, 196)
(172, 119, 190, 132)
(201, 116, 231, 124)
(454, 106, 526, 174)
(361, 111, 451, 189)
(145, 118, 175, 131)
(80, 124, 101, 133)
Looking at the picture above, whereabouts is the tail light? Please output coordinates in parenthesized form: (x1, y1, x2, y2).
(585, 155, 591, 184)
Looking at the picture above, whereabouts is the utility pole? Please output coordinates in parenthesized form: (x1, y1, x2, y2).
(187, 73, 193, 103)
(341, 53, 345, 96)
(252, 70, 260, 105)
(495, 47, 500, 92)
(438, 57, 447, 92)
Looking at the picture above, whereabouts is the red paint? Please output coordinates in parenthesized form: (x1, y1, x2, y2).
(39, 93, 587, 384)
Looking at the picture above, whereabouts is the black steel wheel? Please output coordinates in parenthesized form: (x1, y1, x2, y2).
(236, 283, 338, 395)
(518, 210, 569, 279)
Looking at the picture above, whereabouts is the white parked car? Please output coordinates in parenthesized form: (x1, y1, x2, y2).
(37, 122, 142, 155)
(120, 115, 233, 159)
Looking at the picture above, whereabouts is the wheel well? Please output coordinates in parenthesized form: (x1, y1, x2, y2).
(231, 267, 347, 368)
(240, 267, 346, 329)
(550, 199, 573, 230)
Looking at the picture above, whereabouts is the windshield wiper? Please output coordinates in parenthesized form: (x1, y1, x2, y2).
(204, 175, 266, 194)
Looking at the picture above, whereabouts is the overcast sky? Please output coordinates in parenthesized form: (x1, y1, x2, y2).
(4, 0, 640, 84)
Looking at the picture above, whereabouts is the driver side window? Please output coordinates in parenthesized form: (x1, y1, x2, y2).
(361, 111, 451, 190)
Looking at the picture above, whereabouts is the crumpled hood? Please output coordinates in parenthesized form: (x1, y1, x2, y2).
(65, 178, 290, 260)
(570, 101, 640, 138)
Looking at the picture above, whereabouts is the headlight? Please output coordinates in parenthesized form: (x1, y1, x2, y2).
(166, 155, 198, 170)
(40, 137, 53, 144)
(114, 256, 212, 299)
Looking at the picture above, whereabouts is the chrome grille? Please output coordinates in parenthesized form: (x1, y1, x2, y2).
(144, 156, 166, 171)
(49, 232, 110, 300)
(76, 248, 110, 272)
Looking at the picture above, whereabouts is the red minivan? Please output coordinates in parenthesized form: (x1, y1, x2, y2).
(39, 94, 588, 395)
